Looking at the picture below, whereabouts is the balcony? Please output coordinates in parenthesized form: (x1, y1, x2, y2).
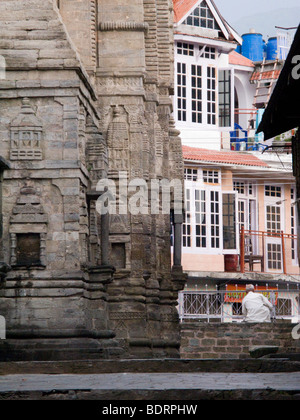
(240, 227, 298, 275)
(230, 109, 262, 152)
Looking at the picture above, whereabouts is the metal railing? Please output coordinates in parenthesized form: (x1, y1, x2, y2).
(178, 287, 300, 323)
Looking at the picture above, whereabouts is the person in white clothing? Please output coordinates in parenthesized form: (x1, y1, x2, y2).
(242, 284, 274, 323)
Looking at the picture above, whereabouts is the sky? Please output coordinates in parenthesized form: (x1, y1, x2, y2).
(214, 0, 300, 39)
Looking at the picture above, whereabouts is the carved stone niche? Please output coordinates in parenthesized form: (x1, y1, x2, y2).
(10, 186, 48, 268)
(10, 98, 43, 161)
(111, 243, 126, 269)
(109, 214, 130, 235)
(110, 236, 131, 271)
(107, 105, 130, 175)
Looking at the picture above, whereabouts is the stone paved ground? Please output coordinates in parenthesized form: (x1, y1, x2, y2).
(1, 360, 300, 399)
(1, 372, 300, 393)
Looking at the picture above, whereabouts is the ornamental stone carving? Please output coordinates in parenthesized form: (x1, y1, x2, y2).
(10, 185, 48, 267)
(10, 98, 43, 161)
(107, 105, 130, 174)
(99, 21, 149, 33)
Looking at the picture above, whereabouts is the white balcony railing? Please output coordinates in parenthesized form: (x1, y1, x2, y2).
(178, 288, 300, 323)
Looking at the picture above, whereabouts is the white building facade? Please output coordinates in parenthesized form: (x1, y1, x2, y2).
(173, 0, 300, 323)
(173, 0, 256, 151)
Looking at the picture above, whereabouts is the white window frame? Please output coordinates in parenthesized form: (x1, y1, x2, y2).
(264, 184, 285, 232)
(177, 0, 230, 39)
(233, 180, 258, 229)
(234, 179, 258, 254)
(202, 168, 220, 184)
(184, 181, 222, 254)
(174, 44, 234, 131)
(291, 186, 298, 266)
(265, 185, 283, 199)
(218, 67, 235, 130)
(184, 167, 199, 181)
(177, 41, 195, 57)
(183, 170, 239, 255)
(176, 61, 187, 122)
(222, 190, 239, 255)
(264, 183, 285, 273)
(199, 45, 217, 60)
(191, 62, 203, 124)
(206, 65, 217, 126)
(183, 187, 192, 248)
(182, 1, 221, 31)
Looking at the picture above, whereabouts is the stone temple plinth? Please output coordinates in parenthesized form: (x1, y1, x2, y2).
(0, 0, 186, 360)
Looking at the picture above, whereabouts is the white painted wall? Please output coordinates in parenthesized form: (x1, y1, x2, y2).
(233, 67, 256, 132)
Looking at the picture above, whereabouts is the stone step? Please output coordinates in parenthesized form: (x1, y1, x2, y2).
(0, 338, 121, 350)
(0, 338, 126, 361)
(1, 358, 300, 375)
(266, 353, 300, 362)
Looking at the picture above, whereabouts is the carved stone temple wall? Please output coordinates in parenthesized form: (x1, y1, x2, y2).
(0, 0, 186, 360)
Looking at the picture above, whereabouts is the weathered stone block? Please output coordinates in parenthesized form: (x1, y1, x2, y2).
(249, 346, 279, 359)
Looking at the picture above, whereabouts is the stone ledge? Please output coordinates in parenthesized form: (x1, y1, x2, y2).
(249, 346, 279, 359)
(1, 359, 300, 375)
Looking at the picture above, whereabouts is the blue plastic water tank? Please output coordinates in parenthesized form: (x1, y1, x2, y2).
(236, 45, 242, 54)
(266, 37, 278, 60)
(242, 33, 264, 62)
